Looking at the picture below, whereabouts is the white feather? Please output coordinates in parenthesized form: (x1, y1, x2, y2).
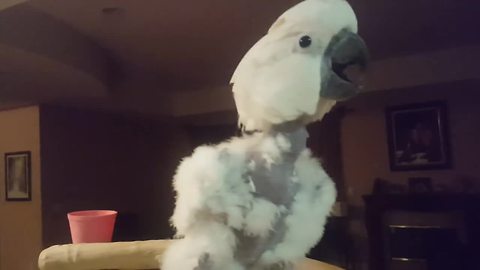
(244, 199, 284, 238)
(231, 0, 358, 131)
(163, 134, 336, 269)
(259, 150, 336, 264)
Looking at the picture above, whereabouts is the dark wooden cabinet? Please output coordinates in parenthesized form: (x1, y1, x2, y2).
(363, 194, 480, 270)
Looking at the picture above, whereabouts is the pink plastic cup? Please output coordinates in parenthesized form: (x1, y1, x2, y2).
(67, 210, 117, 244)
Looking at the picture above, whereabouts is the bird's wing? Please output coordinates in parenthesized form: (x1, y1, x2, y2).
(170, 144, 253, 236)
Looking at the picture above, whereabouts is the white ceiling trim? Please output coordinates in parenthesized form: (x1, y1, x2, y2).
(168, 45, 480, 117)
(0, 5, 112, 84)
(0, 43, 107, 100)
(367, 45, 480, 91)
(0, 0, 28, 11)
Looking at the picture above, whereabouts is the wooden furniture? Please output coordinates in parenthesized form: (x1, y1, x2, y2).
(39, 239, 344, 270)
(364, 194, 480, 270)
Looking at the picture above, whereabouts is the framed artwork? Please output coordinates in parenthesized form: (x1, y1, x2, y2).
(385, 101, 451, 171)
(4, 151, 31, 201)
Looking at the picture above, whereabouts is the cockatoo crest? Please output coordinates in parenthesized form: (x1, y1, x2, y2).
(231, 0, 367, 131)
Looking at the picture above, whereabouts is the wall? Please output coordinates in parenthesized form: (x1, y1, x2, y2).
(340, 80, 480, 266)
(0, 106, 42, 270)
(40, 106, 191, 247)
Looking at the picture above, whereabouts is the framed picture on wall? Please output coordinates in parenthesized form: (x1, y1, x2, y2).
(385, 101, 451, 171)
(4, 151, 31, 201)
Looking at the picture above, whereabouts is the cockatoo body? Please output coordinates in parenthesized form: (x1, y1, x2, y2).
(163, 130, 335, 270)
(162, 0, 367, 269)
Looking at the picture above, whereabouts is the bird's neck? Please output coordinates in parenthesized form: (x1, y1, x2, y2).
(265, 126, 308, 158)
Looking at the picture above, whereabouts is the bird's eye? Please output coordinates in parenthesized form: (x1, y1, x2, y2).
(299, 35, 312, 48)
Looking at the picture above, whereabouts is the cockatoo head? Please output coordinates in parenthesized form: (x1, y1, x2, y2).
(231, 0, 368, 131)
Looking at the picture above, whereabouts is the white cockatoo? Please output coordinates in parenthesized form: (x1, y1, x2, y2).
(161, 0, 367, 270)
(232, 0, 367, 131)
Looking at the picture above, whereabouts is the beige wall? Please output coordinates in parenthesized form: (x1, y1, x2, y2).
(0, 106, 42, 270)
(342, 81, 480, 207)
(340, 80, 480, 267)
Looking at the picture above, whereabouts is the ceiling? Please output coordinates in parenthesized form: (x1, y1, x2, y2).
(27, 0, 300, 90)
(0, 0, 479, 116)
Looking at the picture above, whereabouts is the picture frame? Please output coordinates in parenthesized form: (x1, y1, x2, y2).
(385, 101, 452, 171)
(4, 151, 31, 201)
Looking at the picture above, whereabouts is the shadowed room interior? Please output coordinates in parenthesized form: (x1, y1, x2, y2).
(0, 0, 479, 270)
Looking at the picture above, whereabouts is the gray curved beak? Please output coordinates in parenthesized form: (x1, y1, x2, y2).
(320, 29, 369, 100)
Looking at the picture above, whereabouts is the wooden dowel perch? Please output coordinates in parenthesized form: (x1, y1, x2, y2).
(38, 239, 343, 270)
